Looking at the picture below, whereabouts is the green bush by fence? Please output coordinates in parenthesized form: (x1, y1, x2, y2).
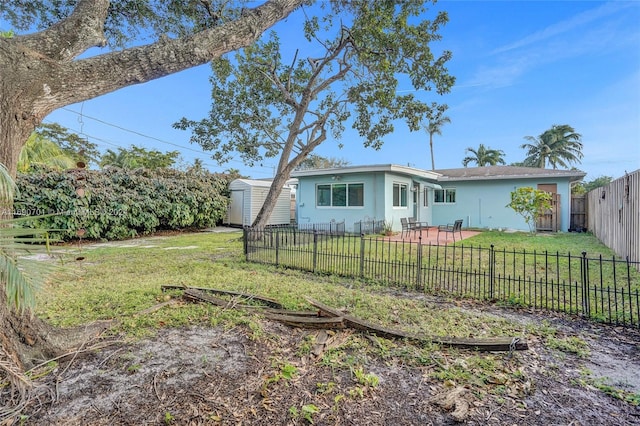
(15, 167, 231, 241)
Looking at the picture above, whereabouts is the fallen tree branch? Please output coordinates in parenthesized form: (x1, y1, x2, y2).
(161, 284, 283, 309)
(305, 297, 528, 352)
(166, 285, 528, 352)
(262, 312, 345, 329)
(133, 299, 180, 317)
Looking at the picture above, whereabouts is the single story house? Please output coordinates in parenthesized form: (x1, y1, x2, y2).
(291, 164, 585, 233)
(432, 166, 585, 232)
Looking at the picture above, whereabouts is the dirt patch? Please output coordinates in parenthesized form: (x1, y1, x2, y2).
(10, 302, 640, 426)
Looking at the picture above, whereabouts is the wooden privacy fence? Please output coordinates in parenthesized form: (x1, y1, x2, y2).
(570, 194, 587, 232)
(587, 170, 639, 270)
(537, 193, 560, 232)
(244, 226, 640, 328)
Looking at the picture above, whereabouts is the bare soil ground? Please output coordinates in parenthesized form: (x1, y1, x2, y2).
(11, 296, 640, 426)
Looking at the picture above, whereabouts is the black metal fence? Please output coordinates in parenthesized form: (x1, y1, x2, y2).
(244, 226, 640, 328)
(354, 219, 385, 235)
(297, 221, 345, 235)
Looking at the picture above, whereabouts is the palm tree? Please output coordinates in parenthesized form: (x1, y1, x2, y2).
(521, 124, 583, 169)
(1, 163, 58, 394)
(462, 144, 506, 167)
(99, 148, 139, 169)
(18, 134, 75, 173)
(424, 105, 451, 170)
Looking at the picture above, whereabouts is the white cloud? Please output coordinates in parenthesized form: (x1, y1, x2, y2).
(491, 2, 635, 55)
(458, 2, 639, 92)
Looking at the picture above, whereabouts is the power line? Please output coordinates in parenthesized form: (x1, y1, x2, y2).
(42, 119, 225, 171)
(59, 107, 276, 172)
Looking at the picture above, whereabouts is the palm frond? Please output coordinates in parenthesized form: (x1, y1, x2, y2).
(0, 166, 62, 312)
(0, 163, 16, 204)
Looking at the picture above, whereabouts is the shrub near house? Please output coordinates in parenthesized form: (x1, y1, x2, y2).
(15, 167, 231, 241)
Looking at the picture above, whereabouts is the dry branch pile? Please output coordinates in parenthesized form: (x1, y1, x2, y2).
(161, 285, 528, 352)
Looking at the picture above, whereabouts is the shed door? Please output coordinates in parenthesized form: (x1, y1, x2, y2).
(228, 190, 244, 226)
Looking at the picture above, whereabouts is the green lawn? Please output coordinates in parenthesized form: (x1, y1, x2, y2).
(32, 229, 640, 407)
(465, 230, 623, 257)
(39, 231, 525, 339)
(245, 228, 639, 326)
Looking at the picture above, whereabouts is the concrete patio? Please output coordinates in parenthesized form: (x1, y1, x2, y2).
(382, 226, 481, 245)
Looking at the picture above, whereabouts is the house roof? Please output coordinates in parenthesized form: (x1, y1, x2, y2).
(291, 164, 585, 184)
(434, 166, 586, 182)
(291, 164, 441, 180)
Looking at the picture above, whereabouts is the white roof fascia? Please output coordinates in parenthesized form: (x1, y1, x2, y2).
(437, 173, 585, 183)
(291, 164, 441, 180)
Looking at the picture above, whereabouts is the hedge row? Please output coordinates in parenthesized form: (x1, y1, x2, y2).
(15, 167, 232, 241)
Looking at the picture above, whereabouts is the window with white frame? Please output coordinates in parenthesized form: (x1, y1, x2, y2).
(434, 188, 456, 204)
(393, 183, 407, 207)
(423, 187, 429, 207)
(316, 183, 364, 207)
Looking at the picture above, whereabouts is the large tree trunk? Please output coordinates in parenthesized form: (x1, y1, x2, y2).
(0, 0, 303, 378)
(252, 164, 295, 229)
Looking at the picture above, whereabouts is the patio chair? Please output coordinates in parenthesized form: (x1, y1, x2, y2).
(408, 217, 429, 237)
(437, 219, 463, 243)
(400, 218, 414, 239)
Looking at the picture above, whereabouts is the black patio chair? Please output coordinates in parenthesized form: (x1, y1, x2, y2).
(400, 218, 413, 239)
(408, 217, 429, 237)
(437, 219, 463, 243)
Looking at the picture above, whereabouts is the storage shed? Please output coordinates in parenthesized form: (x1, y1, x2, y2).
(225, 179, 293, 227)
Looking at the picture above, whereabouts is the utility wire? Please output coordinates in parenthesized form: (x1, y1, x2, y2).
(42, 120, 226, 171)
(59, 107, 276, 172)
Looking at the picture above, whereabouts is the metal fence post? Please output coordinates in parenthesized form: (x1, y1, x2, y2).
(581, 251, 590, 317)
(243, 227, 248, 258)
(489, 244, 495, 299)
(313, 230, 318, 273)
(416, 237, 423, 290)
(360, 234, 365, 279)
(275, 229, 280, 266)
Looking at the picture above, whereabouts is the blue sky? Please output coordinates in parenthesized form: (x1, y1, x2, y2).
(42, 1, 640, 181)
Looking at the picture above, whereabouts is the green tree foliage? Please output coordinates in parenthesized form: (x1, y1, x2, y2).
(423, 103, 451, 171)
(1, 0, 302, 388)
(99, 145, 180, 170)
(35, 123, 100, 167)
(175, 0, 455, 227)
(506, 187, 553, 233)
(461, 144, 506, 167)
(572, 175, 613, 195)
(296, 154, 351, 170)
(18, 133, 76, 173)
(521, 124, 583, 169)
(15, 168, 231, 241)
(0, 1, 284, 48)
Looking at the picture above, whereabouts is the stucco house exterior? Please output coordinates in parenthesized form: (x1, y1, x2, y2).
(291, 164, 585, 233)
(292, 164, 441, 232)
(432, 166, 586, 232)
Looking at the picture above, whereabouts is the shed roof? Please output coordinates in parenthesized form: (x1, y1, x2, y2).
(229, 178, 296, 190)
